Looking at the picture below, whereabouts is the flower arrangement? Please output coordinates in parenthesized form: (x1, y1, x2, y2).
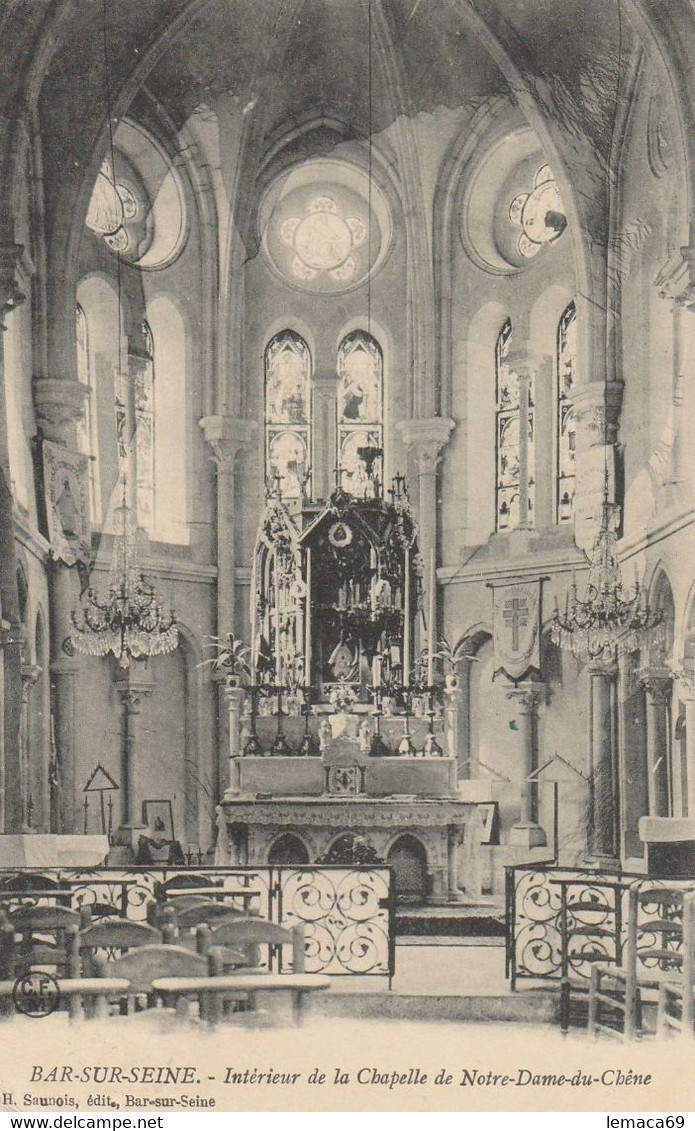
(328, 684, 358, 712)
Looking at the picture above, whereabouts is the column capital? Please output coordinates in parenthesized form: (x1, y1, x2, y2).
(0, 243, 33, 329)
(637, 666, 673, 703)
(506, 680, 546, 712)
(505, 346, 549, 382)
(588, 658, 618, 678)
(571, 382, 623, 445)
(33, 377, 90, 443)
(398, 416, 455, 473)
(199, 414, 257, 471)
(116, 684, 153, 713)
(654, 247, 695, 309)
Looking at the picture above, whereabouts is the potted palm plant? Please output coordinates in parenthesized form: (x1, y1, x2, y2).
(199, 632, 252, 687)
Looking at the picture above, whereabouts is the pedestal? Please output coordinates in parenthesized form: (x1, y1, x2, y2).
(588, 661, 619, 862)
(113, 673, 153, 848)
(507, 682, 547, 848)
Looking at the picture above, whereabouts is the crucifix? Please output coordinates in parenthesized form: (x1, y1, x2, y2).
(503, 596, 529, 651)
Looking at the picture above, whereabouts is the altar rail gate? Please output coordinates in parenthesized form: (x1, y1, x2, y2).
(506, 863, 695, 1028)
(0, 866, 396, 984)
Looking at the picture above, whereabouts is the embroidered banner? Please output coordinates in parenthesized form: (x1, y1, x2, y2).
(42, 440, 91, 566)
(491, 579, 542, 682)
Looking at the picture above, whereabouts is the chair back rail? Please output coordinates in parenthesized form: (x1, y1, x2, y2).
(166, 900, 247, 929)
(99, 943, 209, 996)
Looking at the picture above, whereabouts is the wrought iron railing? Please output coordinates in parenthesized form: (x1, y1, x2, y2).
(505, 862, 695, 1029)
(0, 865, 395, 983)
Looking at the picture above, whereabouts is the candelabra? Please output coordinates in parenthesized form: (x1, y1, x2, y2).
(71, 487, 178, 668)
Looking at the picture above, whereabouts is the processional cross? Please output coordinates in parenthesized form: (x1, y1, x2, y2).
(503, 596, 529, 651)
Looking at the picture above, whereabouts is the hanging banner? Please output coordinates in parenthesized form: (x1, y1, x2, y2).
(573, 443, 615, 553)
(42, 440, 91, 566)
(490, 579, 542, 682)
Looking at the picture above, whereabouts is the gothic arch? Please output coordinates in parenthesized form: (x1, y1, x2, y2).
(267, 832, 310, 866)
(385, 833, 428, 903)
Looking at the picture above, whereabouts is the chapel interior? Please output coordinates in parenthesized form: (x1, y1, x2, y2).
(1, 0, 695, 1024)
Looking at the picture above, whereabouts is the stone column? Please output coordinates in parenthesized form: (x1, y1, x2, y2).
(19, 661, 41, 829)
(507, 682, 546, 847)
(638, 668, 673, 818)
(447, 824, 464, 902)
(312, 370, 339, 501)
(399, 417, 455, 655)
(32, 376, 89, 834)
(571, 381, 623, 552)
(588, 661, 619, 861)
(114, 674, 153, 850)
(444, 648, 476, 776)
(669, 667, 695, 817)
(505, 347, 537, 530)
(200, 415, 257, 801)
(0, 247, 37, 832)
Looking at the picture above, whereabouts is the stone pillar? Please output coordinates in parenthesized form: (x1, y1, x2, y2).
(638, 668, 673, 818)
(200, 415, 257, 802)
(398, 417, 454, 656)
(507, 682, 546, 848)
(669, 667, 695, 817)
(588, 661, 619, 861)
(19, 662, 41, 829)
(114, 674, 153, 849)
(571, 382, 623, 551)
(447, 824, 463, 902)
(0, 248, 37, 832)
(224, 683, 246, 796)
(33, 375, 89, 834)
(312, 371, 339, 501)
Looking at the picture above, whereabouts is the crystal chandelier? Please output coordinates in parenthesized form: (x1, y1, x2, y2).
(550, 493, 663, 665)
(71, 483, 178, 668)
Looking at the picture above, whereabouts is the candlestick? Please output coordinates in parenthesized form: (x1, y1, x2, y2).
(403, 549, 411, 686)
(427, 546, 436, 687)
(250, 555, 258, 686)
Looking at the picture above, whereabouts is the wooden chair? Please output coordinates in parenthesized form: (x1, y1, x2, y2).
(589, 882, 690, 1039)
(164, 899, 246, 931)
(152, 971, 330, 1027)
(196, 918, 305, 973)
(79, 918, 163, 976)
(7, 905, 82, 977)
(93, 944, 215, 1020)
(656, 891, 695, 1038)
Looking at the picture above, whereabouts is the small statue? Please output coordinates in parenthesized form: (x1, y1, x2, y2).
(357, 717, 373, 754)
(318, 717, 333, 753)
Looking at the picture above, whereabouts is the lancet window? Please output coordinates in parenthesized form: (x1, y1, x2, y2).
(495, 318, 534, 531)
(557, 301, 577, 524)
(135, 320, 155, 533)
(75, 304, 101, 522)
(337, 331, 383, 497)
(265, 331, 312, 501)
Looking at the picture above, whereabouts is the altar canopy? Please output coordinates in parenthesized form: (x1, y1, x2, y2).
(250, 471, 423, 705)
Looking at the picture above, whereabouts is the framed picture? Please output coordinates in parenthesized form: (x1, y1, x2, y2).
(477, 801, 500, 845)
(142, 799, 175, 844)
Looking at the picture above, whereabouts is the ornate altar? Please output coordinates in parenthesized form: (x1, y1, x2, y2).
(218, 469, 480, 904)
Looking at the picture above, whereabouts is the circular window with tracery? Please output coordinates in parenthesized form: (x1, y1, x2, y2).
(261, 160, 392, 294)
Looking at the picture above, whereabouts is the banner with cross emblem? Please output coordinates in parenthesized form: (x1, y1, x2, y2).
(490, 579, 542, 682)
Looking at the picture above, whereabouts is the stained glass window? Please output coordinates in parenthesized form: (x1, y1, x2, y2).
(135, 321, 155, 533)
(495, 318, 534, 531)
(75, 304, 101, 522)
(337, 331, 383, 497)
(265, 331, 311, 500)
(557, 301, 576, 523)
